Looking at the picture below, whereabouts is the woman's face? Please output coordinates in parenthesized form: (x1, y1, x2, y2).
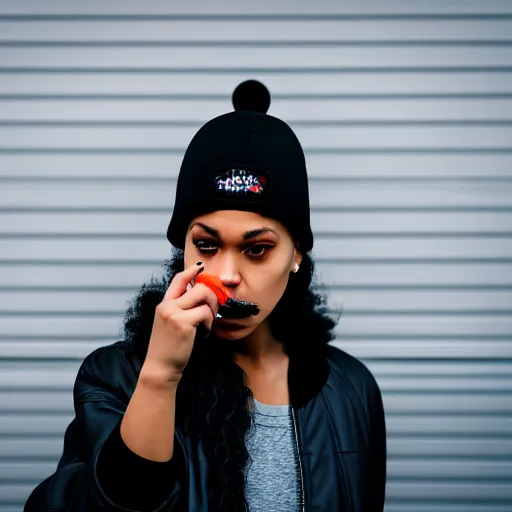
(184, 210, 302, 340)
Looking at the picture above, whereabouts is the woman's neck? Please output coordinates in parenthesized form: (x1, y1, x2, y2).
(230, 320, 287, 369)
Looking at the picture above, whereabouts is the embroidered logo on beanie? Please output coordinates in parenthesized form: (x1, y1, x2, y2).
(212, 168, 270, 201)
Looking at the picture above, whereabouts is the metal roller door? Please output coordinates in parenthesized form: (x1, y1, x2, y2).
(0, 1, 511, 510)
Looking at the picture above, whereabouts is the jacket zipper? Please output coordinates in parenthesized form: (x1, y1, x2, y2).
(290, 405, 306, 512)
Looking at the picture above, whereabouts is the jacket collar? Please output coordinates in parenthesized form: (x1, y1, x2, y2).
(288, 342, 331, 409)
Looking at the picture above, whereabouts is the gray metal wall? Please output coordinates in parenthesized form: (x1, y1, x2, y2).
(0, 1, 511, 510)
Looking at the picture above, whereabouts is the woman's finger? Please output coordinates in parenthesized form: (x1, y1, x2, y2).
(177, 303, 216, 331)
(163, 262, 204, 302)
(175, 283, 219, 318)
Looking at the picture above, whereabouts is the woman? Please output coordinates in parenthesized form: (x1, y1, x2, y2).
(24, 81, 386, 512)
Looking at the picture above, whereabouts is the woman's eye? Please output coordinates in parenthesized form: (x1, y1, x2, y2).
(246, 245, 273, 257)
(194, 240, 217, 252)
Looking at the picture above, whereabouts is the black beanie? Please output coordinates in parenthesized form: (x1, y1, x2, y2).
(166, 80, 314, 253)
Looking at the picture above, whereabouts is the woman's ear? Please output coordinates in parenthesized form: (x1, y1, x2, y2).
(292, 248, 303, 273)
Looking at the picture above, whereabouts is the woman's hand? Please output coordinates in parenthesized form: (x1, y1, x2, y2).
(143, 263, 219, 382)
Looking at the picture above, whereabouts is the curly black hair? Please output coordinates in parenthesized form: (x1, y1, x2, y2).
(120, 247, 340, 511)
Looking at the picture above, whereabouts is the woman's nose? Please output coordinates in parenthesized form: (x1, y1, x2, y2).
(219, 272, 241, 287)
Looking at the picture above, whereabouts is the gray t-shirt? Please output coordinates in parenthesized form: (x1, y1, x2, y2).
(244, 397, 300, 511)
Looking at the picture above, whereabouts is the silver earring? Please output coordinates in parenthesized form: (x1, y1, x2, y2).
(293, 263, 300, 273)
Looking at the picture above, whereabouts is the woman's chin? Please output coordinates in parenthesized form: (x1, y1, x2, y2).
(212, 319, 253, 339)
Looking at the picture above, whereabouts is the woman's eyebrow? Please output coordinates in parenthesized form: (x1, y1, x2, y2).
(191, 222, 277, 241)
(242, 228, 278, 240)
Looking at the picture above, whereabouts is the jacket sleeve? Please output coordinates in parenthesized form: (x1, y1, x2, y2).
(23, 350, 187, 512)
(366, 373, 387, 512)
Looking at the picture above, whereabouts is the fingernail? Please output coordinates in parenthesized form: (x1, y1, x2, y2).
(196, 261, 203, 266)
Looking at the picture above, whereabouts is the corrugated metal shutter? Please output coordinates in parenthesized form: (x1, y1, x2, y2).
(1, 1, 511, 511)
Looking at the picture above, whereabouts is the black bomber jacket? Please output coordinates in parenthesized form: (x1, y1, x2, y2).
(24, 339, 387, 512)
